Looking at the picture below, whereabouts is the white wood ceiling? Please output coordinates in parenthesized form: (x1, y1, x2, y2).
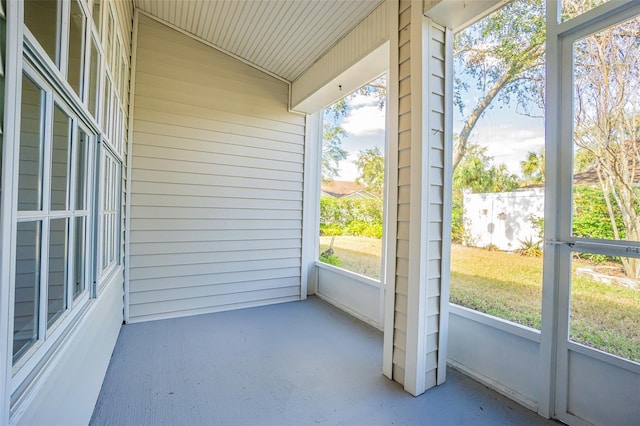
(134, 0, 385, 82)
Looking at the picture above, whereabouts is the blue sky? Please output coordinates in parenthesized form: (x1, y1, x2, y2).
(453, 100, 545, 175)
(324, 93, 386, 181)
(324, 77, 545, 181)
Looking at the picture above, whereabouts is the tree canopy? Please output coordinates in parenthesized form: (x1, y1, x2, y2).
(354, 146, 384, 196)
(453, 0, 545, 170)
(321, 124, 347, 182)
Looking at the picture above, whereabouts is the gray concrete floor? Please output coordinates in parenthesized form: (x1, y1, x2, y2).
(91, 297, 558, 425)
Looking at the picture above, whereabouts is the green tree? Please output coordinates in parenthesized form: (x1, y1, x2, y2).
(321, 76, 387, 182)
(520, 149, 545, 185)
(354, 146, 384, 196)
(321, 124, 347, 182)
(453, 0, 545, 170)
(451, 143, 520, 243)
(572, 10, 640, 278)
(453, 144, 519, 194)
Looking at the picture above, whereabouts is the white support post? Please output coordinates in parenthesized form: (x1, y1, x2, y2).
(301, 111, 322, 297)
(437, 25, 454, 387)
(403, 5, 430, 396)
(382, 0, 400, 380)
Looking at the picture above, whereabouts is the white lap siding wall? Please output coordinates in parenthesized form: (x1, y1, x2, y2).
(128, 15, 305, 322)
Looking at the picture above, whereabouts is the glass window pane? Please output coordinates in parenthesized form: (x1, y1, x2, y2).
(19, 74, 44, 211)
(24, 0, 60, 64)
(88, 37, 100, 118)
(92, 0, 101, 33)
(562, 0, 610, 22)
(75, 128, 88, 210)
(47, 218, 68, 326)
(318, 76, 386, 280)
(51, 104, 70, 211)
(106, 11, 114, 70)
(572, 15, 640, 250)
(68, 0, 86, 97)
(450, 0, 546, 329)
(120, 56, 127, 101)
(73, 217, 86, 298)
(103, 77, 111, 135)
(14, 221, 41, 361)
(570, 255, 640, 363)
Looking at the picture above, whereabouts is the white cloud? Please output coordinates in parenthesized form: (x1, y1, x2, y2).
(348, 93, 379, 108)
(342, 104, 386, 136)
(337, 153, 359, 181)
(475, 121, 544, 174)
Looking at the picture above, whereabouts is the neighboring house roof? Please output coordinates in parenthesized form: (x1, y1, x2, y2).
(321, 180, 379, 199)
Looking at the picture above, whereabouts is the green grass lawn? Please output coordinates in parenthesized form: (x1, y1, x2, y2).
(318, 237, 640, 363)
(319, 236, 382, 280)
(452, 244, 640, 362)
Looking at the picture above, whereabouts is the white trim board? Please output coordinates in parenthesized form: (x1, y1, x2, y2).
(290, 42, 390, 114)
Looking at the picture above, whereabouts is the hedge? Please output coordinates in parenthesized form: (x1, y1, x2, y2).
(319, 197, 383, 239)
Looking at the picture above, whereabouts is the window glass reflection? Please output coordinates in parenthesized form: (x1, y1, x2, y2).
(14, 221, 41, 361)
(18, 74, 44, 211)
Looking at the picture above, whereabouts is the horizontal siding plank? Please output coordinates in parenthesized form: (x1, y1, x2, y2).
(396, 276, 408, 296)
(133, 118, 304, 153)
(398, 131, 411, 150)
(130, 229, 301, 244)
(399, 8, 411, 29)
(393, 346, 406, 369)
(130, 277, 300, 305)
(134, 95, 303, 135)
(130, 248, 302, 269)
(130, 239, 302, 256)
(393, 365, 405, 386)
(132, 144, 302, 173)
(131, 206, 301, 220)
(130, 257, 301, 281)
(398, 167, 411, 186)
(394, 329, 407, 352)
(395, 311, 407, 334)
(131, 181, 302, 201)
(131, 170, 302, 193)
(395, 294, 408, 315)
(129, 218, 301, 232)
(134, 74, 288, 114)
(131, 157, 302, 183)
(131, 267, 301, 293)
(131, 295, 301, 323)
(130, 286, 300, 318)
(399, 77, 411, 98)
(135, 41, 288, 94)
(130, 193, 301, 210)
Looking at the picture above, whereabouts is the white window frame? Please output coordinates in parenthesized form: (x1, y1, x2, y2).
(10, 58, 97, 402)
(2, 0, 127, 415)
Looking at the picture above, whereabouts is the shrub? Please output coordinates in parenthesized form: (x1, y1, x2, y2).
(320, 196, 383, 238)
(515, 237, 542, 257)
(320, 223, 346, 236)
(319, 252, 342, 266)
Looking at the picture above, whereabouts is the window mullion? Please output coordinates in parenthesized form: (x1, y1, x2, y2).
(66, 123, 77, 307)
(37, 91, 54, 340)
(58, 0, 70, 79)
